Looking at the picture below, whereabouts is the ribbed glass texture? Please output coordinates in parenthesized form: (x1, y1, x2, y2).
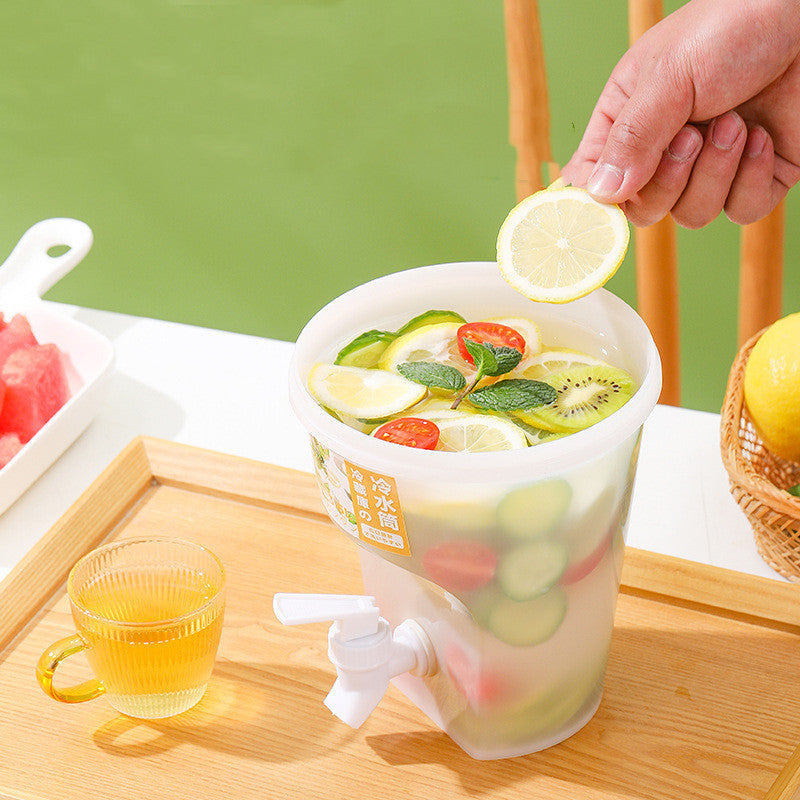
(67, 537, 225, 718)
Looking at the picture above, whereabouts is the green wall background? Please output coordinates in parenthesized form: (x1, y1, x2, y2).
(0, 1, 797, 412)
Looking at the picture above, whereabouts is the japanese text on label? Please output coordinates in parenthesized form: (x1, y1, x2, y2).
(344, 461, 410, 555)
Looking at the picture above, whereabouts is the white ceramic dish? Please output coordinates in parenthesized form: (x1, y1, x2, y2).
(0, 218, 114, 513)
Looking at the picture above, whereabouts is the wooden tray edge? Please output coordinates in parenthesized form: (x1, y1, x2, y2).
(140, 436, 327, 520)
(0, 436, 330, 655)
(621, 547, 800, 631)
(0, 436, 154, 653)
(764, 741, 800, 800)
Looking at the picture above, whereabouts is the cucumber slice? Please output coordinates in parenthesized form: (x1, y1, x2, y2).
(510, 417, 568, 446)
(487, 587, 567, 647)
(322, 406, 377, 434)
(496, 479, 572, 538)
(335, 329, 397, 368)
(396, 309, 467, 335)
(497, 539, 568, 600)
(556, 487, 616, 564)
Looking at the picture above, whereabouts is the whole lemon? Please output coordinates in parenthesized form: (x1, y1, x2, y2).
(743, 312, 800, 462)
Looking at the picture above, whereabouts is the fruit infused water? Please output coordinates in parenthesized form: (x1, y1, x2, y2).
(289, 262, 661, 758)
(308, 309, 637, 451)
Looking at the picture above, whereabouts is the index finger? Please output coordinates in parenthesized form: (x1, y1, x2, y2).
(564, 57, 694, 201)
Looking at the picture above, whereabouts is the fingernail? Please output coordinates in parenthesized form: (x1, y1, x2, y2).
(668, 127, 701, 162)
(745, 126, 767, 157)
(711, 112, 743, 150)
(586, 163, 624, 200)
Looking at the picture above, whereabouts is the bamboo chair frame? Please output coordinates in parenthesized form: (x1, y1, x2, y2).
(504, 0, 784, 407)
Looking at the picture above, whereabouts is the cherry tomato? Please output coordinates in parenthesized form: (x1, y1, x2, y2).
(373, 417, 440, 450)
(422, 541, 498, 592)
(445, 643, 509, 709)
(560, 531, 611, 585)
(456, 322, 526, 365)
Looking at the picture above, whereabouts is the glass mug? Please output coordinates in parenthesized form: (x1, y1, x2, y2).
(36, 537, 226, 719)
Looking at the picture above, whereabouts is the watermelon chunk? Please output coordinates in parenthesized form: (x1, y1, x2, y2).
(0, 433, 22, 468)
(0, 344, 71, 443)
(0, 314, 37, 368)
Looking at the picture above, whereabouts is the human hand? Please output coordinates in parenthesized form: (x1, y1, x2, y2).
(561, 0, 800, 228)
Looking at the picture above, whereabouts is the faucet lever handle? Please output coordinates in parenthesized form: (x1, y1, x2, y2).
(273, 593, 380, 640)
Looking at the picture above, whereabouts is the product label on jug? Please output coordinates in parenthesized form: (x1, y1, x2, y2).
(343, 461, 411, 555)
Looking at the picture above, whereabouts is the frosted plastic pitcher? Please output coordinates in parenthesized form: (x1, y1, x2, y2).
(288, 261, 661, 759)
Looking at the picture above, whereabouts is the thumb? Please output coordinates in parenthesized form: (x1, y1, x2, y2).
(585, 78, 693, 203)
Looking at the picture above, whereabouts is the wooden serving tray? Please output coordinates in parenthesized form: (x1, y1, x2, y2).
(2, 436, 800, 800)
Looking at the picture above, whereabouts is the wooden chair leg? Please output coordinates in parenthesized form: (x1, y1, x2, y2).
(739, 200, 784, 345)
(504, 0, 554, 201)
(629, 0, 680, 406)
(635, 219, 681, 406)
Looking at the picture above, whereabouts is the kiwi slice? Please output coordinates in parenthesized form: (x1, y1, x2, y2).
(520, 364, 635, 433)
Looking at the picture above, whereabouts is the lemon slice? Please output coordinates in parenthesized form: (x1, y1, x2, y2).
(520, 347, 606, 381)
(434, 413, 528, 452)
(378, 322, 474, 376)
(405, 397, 474, 416)
(496, 186, 629, 303)
(488, 316, 542, 357)
(409, 408, 472, 422)
(487, 315, 543, 376)
(308, 363, 426, 420)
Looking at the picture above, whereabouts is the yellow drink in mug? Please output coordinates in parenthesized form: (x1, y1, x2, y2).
(36, 537, 226, 719)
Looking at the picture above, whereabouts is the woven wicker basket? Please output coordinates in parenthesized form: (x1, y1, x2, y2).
(720, 329, 800, 580)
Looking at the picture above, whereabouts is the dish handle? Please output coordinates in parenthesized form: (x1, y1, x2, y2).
(0, 218, 93, 305)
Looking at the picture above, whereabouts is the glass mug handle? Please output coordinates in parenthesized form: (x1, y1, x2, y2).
(36, 634, 105, 703)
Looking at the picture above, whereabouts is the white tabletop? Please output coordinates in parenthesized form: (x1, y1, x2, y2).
(0, 302, 783, 585)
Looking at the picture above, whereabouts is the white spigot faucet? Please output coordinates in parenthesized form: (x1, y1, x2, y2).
(273, 593, 437, 728)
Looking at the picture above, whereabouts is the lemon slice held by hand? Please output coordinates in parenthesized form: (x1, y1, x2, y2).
(497, 186, 629, 303)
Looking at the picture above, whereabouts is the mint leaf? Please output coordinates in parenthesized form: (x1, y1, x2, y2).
(397, 361, 466, 392)
(466, 379, 557, 413)
(463, 339, 523, 377)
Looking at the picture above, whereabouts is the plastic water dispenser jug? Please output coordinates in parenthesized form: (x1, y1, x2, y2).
(285, 262, 661, 759)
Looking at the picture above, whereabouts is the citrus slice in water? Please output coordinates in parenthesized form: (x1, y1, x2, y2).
(378, 322, 473, 376)
(496, 186, 629, 303)
(519, 347, 607, 381)
(308, 363, 426, 420)
(434, 412, 528, 452)
(405, 396, 473, 417)
(487, 317, 542, 353)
